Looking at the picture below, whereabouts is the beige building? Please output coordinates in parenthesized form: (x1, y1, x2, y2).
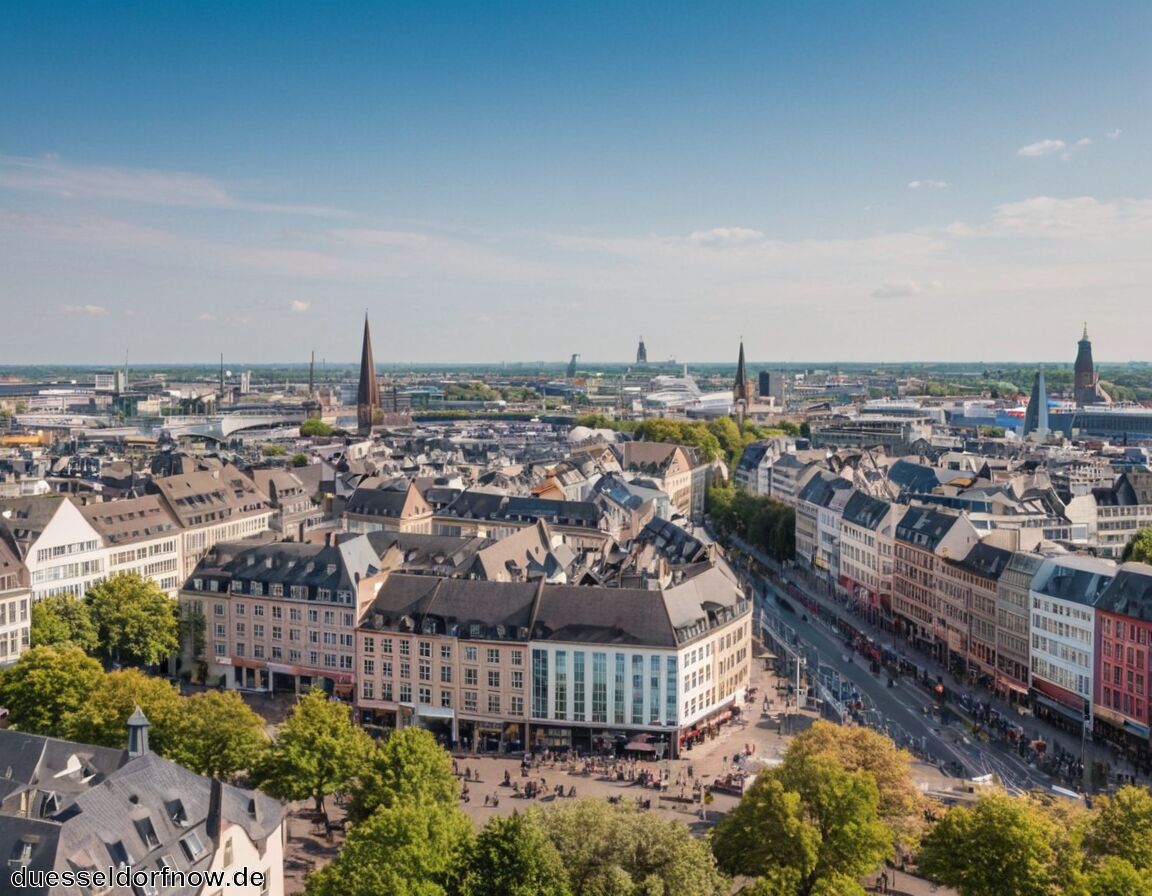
(180, 536, 385, 694)
(0, 539, 31, 666)
(355, 564, 752, 758)
(153, 468, 275, 578)
(79, 494, 183, 596)
(344, 479, 434, 535)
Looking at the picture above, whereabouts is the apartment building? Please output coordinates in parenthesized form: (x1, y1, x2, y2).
(1092, 563, 1152, 748)
(1029, 555, 1115, 733)
(0, 539, 31, 666)
(996, 551, 1045, 701)
(938, 542, 1012, 684)
(344, 478, 434, 535)
(249, 468, 323, 541)
(0, 496, 106, 601)
(355, 564, 751, 758)
(152, 468, 274, 578)
(79, 494, 183, 596)
(838, 493, 902, 626)
(892, 507, 980, 663)
(180, 536, 386, 694)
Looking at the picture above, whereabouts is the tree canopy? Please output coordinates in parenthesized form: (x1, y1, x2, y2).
(30, 592, 99, 653)
(167, 689, 269, 780)
(540, 799, 728, 896)
(305, 801, 473, 896)
(917, 792, 1067, 896)
(708, 485, 795, 562)
(348, 726, 458, 824)
(1122, 528, 1152, 564)
(712, 755, 892, 896)
(255, 688, 373, 815)
(86, 572, 179, 667)
(0, 646, 105, 736)
(60, 667, 184, 753)
(461, 813, 571, 896)
(300, 418, 335, 437)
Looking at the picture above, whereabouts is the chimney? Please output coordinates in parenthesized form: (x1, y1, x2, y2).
(206, 777, 224, 846)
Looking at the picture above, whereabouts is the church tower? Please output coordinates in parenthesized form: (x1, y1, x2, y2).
(636, 337, 647, 365)
(733, 340, 751, 431)
(1073, 324, 1111, 407)
(357, 314, 381, 435)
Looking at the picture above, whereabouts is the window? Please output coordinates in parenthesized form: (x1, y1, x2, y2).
(440, 644, 452, 660)
(592, 652, 608, 723)
(400, 683, 412, 702)
(614, 654, 626, 724)
(441, 665, 453, 683)
(400, 640, 411, 657)
(464, 692, 478, 712)
(400, 662, 411, 679)
(419, 660, 431, 681)
(554, 650, 567, 720)
(364, 637, 375, 654)
(419, 686, 432, 705)
(532, 650, 549, 718)
(465, 646, 478, 662)
(382, 638, 393, 654)
(465, 667, 478, 686)
(487, 648, 500, 664)
(510, 696, 524, 715)
(511, 649, 523, 666)
(488, 694, 501, 714)
(488, 669, 500, 689)
(511, 670, 523, 690)
(419, 640, 431, 658)
(441, 690, 453, 708)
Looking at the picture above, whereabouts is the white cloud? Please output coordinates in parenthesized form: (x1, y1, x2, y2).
(908, 180, 948, 189)
(1017, 139, 1066, 158)
(0, 154, 343, 216)
(60, 304, 108, 316)
(196, 313, 217, 321)
(289, 300, 311, 313)
(871, 278, 941, 299)
(686, 227, 765, 245)
(1107, 129, 1122, 141)
(1075, 138, 1092, 147)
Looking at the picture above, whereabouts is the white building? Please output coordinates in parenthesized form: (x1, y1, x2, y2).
(0, 496, 107, 602)
(1029, 555, 1116, 731)
(80, 495, 184, 596)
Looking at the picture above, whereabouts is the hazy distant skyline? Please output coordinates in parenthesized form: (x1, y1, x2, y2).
(2, 2, 1149, 364)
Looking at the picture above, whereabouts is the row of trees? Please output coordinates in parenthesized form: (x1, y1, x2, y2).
(706, 484, 795, 562)
(31, 572, 179, 667)
(919, 786, 1152, 896)
(573, 413, 804, 470)
(0, 646, 267, 779)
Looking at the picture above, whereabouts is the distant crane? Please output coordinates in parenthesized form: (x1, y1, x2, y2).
(567, 353, 579, 379)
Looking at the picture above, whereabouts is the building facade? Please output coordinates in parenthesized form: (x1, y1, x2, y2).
(0, 539, 31, 666)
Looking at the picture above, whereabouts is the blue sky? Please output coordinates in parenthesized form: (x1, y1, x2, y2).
(2, 1, 1149, 364)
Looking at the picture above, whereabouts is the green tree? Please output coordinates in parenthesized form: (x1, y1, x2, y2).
(348, 727, 458, 824)
(261, 443, 286, 456)
(306, 801, 473, 896)
(1077, 857, 1152, 896)
(0, 646, 104, 735)
(300, 418, 335, 437)
(541, 799, 728, 896)
(461, 813, 571, 896)
(782, 721, 921, 829)
(1083, 786, 1152, 870)
(86, 572, 179, 667)
(290, 452, 309, 467)
(712, 755, 892, 896)
(30, 593, 98, 653)
(917, 792, 1064, 896)
(255, 688, 373, 816)
(168, 690, 268, 780)
(1122, 528, 1152, 564)
(61, 668, 184, 752)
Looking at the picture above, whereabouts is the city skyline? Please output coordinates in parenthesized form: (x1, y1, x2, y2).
(2, 2, 1149, 364)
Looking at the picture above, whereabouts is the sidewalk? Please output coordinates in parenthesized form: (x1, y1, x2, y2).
(729, 536, 1142, 790)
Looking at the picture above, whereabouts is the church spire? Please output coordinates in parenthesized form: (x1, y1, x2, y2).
(733, 339, 749, 404)
(357, 313, 381, 435)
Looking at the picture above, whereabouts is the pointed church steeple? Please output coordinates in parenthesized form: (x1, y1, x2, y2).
(357, 314, 381, 435)
(733, 340, 750, 404)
